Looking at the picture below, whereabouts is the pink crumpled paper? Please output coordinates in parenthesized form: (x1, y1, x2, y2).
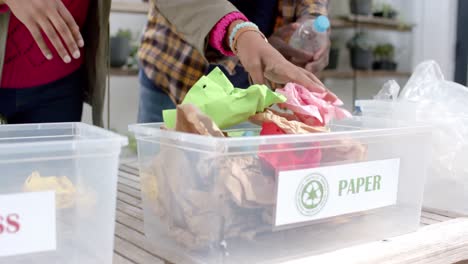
(276, 83, 352, 126)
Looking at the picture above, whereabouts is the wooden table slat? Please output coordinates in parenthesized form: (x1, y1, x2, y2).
(117, 200, 144, 219)
(284, 218, 468, 264)
(118, 178, 141, 191)
(118, 191, 143, 209)
(423, 207, 466, 219)
(421, 211, 453, 223)
(114, 236, 163, 264)
(118, 183, 143, 200)
(115, 222, 164, 263)
(119, 172, 141, 184)
(120, 164, 139, 178)
(116, 210, 145, 234)
(420, 217, 441, 226)
(113, 253, 137, 264)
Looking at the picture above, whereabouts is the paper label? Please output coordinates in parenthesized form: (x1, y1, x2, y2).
(0, 192, 56, 257)
(275, 159, 400, 227)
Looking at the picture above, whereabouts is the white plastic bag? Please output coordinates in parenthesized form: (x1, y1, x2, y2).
(357, 60, 468, 214)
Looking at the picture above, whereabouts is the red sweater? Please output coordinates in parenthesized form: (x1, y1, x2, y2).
(0, 0, 90, 88)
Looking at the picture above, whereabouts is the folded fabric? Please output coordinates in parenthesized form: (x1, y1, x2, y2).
(259, 122, 322, 171)
(163, 67, 286, 129)
(276, 83, 352, 126)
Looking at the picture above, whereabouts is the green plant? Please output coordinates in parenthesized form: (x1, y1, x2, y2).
(126, 133, 138, 154)
(330, 37, 341, 49)
(373, 3, 398, 18)
(374, 43, 395, 61)
(124, 44, 139, 68)
(115, 29, 132, 40)
(347, 32, 374, 50)
(109, 129, 138, 154)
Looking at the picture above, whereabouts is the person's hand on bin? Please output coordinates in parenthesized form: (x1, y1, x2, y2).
(232, 21, 337, 101)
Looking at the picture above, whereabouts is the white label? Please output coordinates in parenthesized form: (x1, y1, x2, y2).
(0, 192, 56, 257)
(275, 159, 400, 227)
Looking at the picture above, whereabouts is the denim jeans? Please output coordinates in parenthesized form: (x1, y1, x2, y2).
(137, 70, 176, 123)
(0, 68, 84, 124)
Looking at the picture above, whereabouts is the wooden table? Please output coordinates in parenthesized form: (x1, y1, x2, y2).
(113, 161, 468, 264)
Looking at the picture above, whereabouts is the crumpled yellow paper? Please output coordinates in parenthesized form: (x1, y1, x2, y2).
(23, 172, 77, 209)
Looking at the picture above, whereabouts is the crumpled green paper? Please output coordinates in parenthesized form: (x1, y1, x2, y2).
(163, 67, 286, 129)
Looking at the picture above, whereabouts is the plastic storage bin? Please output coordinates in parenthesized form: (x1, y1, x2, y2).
(130, 117, 431, 264)
(0, 123, 127, 263)
(357, 100, 468, 214)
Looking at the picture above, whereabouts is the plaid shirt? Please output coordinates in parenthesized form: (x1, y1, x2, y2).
(138, 0, 329, 104)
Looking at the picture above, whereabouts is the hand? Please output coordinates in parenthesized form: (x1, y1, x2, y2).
(235, 30, 338, 102)
(4, 0, 84, 63)
(304, 37, 331, 73)
(268, 22, 315, 66)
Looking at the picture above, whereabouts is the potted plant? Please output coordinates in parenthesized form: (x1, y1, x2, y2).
(373, 3, 398, 19)
(350, 0, 373, 16)
(373, 43, 397, 71)
(347, 32, 374, 70)
(110, 29, 132, 68)
(325, 38, 341, 70)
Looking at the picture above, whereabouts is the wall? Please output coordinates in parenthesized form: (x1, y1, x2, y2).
(411, 0, 458, 80)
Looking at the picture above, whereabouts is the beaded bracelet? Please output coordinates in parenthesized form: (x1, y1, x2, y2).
(231, 28, 268, 54)
(228, 21, 259, 51)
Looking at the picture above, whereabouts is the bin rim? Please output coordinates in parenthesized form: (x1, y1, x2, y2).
(0, 122, 129, 149)
(356, 99, 468, 120)
(129, 116, 432, 149)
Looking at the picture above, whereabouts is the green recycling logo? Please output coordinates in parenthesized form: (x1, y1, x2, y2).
(296, 173, 329, 216)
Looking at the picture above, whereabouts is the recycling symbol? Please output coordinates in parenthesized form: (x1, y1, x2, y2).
(296, 174, 329, 216)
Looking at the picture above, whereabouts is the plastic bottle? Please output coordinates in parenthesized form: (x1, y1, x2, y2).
(289, 16, 331, 54)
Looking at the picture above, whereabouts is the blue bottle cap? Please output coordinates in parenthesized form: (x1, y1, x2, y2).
(314, 16, 330, 33)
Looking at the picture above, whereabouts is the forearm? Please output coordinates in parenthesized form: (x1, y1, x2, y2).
(209, 13, 248, 56)
(155, 0, 238, 55)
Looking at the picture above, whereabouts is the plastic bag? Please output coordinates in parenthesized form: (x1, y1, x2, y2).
(373, 80, 400, 101)
(357, 60, 468, 214)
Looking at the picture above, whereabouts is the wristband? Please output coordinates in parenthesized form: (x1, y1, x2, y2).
(231, 28, 268, 54)
(228, 22, 258, 51)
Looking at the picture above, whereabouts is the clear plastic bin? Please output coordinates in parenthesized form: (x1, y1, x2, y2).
(357, 100, 468, 214)
(0, 123, 127, 263)
(130, 117, 431, 264)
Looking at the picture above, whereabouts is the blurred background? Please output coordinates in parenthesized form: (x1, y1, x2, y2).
(83, 0, 465, 135)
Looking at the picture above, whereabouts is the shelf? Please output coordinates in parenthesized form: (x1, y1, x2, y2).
(109, 3, 413, 31)
(111, 1, 149, 14)
(331, 15, 414, 32)
(109, 68, 411, 79)
(318, 70, 411, 79)
(110, 67, 139, 76)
